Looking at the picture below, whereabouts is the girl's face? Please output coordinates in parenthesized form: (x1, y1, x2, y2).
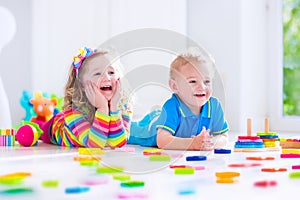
(170, 63, 212, 114)
(80, 54, 118, 100)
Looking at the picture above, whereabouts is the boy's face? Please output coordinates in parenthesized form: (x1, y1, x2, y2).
(170, 63, 212, 113)
(80, 55, 118, 100)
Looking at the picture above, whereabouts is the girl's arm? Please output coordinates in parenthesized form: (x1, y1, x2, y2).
(107, 105, 132, 148)
(51, 109, 110, 148)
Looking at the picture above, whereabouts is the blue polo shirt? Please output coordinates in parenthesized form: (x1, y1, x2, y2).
(128, 94, 229, 147)
(156, 94, 229, 137)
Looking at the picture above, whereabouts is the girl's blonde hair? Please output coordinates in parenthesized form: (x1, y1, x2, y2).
(170, 47, 216, 79)
(63, 49, 128, 122)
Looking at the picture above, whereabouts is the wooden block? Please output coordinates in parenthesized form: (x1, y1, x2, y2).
(280, 142, 300, 149)
(234, 147, 281, 152)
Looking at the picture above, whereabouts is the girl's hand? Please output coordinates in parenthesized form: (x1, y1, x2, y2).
(110, 78, 122, 112)
(85, 80, 108, 114)
(191, 127, 213, 151)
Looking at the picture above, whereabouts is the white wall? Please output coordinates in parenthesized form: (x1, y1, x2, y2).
(188, 0, 269, 133)
(239, 0, 269, 133)
(0, 0, 31, 125)
(32, 0, 186, 121)
(1, 0, 279, 133)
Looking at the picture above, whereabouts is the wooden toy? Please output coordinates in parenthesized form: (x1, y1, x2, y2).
(1, 188, 33, 195)
(174, 168, 195, 175)
(115, 147, 135, 152)
(261, 168, 287, 172)
(280, 153, 300, 158)
(80, 175, 109, 186)
(238, 136, 260, 140)
(234, 118, 280, 152)
(246, 156, 275, 161)
(78, 148, 105, 155)
(214, 149, 231, 154)
(0, 172, 31, 185)
(257, 118, 277, 135)
(228, 163, 261, 168)
(216, 178, 236, 184)
(292, 165, 300, 170)
(169, 165, 205, 171)
(79, 160, 99, 166)
(113, 174, 131, 181)
(117, 193, 148, 199)
(65, 186, 90, 194)
(73, 156, 101, 162)
(247, 118, 252, 136)
(289, 171, 300, 178)
(149, 155, 171, 161)
(282, 149, 300, 154)
(192, 166, 205, 170)
(280, 138, 300, 149)
(215, 172, 240, 179)
(215, 172, 240, 184)
(120, 180, 145, 188)
(0, 128, 15, 146)
(96, 166, 124, 174)
(178, 188, 196, 195)
(254, 180, 277, 187)
(143, 148, 163, 155)
(169, 165, 186, 169)
(42, 180, 59, 188)
(257, 118, 279, 148)
(234, 118, 264, 151)
(186, 156, 206, 161)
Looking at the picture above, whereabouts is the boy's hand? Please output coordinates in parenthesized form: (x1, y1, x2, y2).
(85, 80, 108, 114)
(191, 127, 213, 150)
(110, 79, 122, 112)
(211, 133, 228, 149)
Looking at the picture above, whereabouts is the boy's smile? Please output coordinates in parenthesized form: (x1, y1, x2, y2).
(170, 62, 212, 114)
(194, 92, 206, 98)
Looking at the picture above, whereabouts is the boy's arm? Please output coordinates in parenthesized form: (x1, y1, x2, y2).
(156, 128, 212, 150)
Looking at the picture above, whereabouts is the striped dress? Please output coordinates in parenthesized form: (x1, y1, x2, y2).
(48, 104, 131, 148)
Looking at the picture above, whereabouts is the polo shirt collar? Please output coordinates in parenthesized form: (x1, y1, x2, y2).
(173, 94, 211, 118)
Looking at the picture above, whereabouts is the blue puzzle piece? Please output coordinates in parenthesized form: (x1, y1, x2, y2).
(186, 156, 207, 161)
(214, 149, 232, 154)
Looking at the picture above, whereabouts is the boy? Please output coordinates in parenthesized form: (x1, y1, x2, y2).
(128, 48, 229, 150)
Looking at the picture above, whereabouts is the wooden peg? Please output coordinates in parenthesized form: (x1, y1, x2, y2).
(247, 118, 252, 136)
(264, 118, 269, 133)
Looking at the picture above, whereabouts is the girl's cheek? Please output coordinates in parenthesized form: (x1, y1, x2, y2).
(95, 77, 102, 85)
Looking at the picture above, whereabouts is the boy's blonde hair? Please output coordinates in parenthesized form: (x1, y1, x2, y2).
(63, 49, 128, 122)
(170, 47, 216, 79)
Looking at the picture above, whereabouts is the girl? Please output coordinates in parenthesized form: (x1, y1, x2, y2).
(40, 47, 131, 148)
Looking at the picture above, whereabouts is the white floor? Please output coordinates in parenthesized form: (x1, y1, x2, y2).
(0, 132, 299, 200)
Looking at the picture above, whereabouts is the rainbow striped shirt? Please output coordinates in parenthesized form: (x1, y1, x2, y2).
(49, 105, 131, 148)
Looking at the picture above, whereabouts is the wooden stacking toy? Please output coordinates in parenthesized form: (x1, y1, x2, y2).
(256, 118, 280, 148)
(234, 118, 280, 152)
(0, 129, 15, 146)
